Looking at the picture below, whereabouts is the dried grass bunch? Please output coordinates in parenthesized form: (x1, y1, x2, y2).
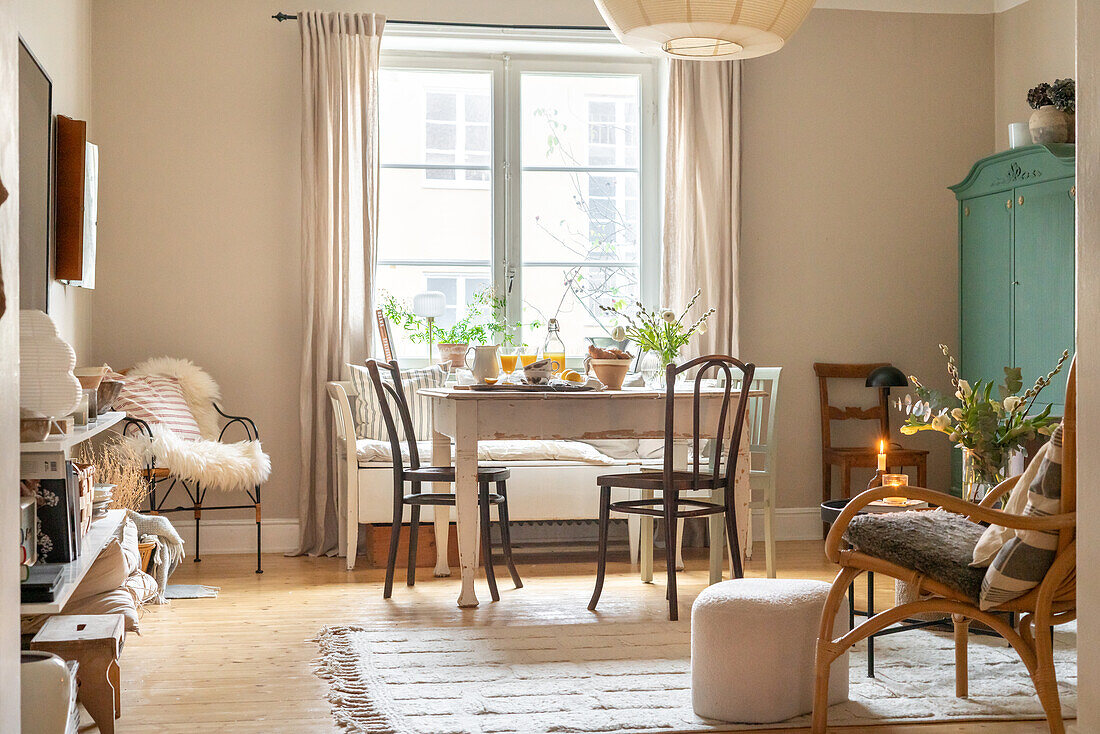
(75, 437, 150, 511)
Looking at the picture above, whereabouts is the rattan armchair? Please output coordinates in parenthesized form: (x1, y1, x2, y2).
(812, 359, 1077, 734)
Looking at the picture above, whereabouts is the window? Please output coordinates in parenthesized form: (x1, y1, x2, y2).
(377, 54, 658, 362)
(424, 90, 490, 184)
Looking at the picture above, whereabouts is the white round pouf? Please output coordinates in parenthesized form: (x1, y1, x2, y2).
(691, 578, 849, 724)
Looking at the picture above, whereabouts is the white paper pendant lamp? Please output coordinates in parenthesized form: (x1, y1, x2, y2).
(592, 0, 816, 60)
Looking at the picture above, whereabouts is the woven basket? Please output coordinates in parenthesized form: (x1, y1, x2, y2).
(138, 541, 156, 574)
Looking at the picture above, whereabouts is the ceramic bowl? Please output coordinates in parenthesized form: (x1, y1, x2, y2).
(587, 359, 631, 390)
(96, 379, 123, 414)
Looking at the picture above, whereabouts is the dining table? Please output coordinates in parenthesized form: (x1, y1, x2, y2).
(420, 385, 760, 608)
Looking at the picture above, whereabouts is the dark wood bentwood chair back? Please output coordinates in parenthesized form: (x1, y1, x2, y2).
(364, 359, 521, 600)
(365, 358, 422, 473)
(663, 356, 757, 501)
(589, 354, 756, 621)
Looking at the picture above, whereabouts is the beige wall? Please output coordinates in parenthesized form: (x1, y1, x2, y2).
(88, 2, 997, 523)
(995, 0, 1075, 149)
(18, 0, 93, 356)
(740, 9, 994, 509)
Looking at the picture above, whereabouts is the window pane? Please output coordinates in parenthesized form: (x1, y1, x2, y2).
(377, 167, 490, 263)
(520, 265, 639, 356)
(521, 73, 640, 169)
(380, 69, 492, 167)
(520, 170, 640, 263)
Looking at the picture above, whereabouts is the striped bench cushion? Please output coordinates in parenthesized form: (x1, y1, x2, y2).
(114, 375, 203, 441)
(347, 363, 446, 442)
(980, 423, 1063, 610)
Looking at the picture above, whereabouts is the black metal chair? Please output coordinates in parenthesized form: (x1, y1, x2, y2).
(364, 359, 522, 601)
(588, 355, 756, 621)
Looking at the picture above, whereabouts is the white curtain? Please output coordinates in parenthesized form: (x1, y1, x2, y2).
(663, 60, 741, 358)
(296, 11, 384, 556)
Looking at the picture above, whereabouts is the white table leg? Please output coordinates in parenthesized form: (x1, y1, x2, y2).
(708, 488, 725, 585)
(640, 487, 654, 583)
(454, 402, 480, 608)
(432, 429, 452, 577)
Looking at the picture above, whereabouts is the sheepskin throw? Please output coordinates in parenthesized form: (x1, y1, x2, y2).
(124, 358, 271, 493)
(844, 509, 987, 603)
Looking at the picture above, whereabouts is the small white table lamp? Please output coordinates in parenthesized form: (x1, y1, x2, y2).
(412, 291, 447, 365)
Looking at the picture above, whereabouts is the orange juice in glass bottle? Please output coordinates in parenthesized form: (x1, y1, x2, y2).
(543, 318, 566, 374)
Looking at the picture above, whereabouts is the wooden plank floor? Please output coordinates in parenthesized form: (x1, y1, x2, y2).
(113, 540, 1057, 733)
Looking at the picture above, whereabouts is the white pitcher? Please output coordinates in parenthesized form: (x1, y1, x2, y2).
(465, 345, 500, 383)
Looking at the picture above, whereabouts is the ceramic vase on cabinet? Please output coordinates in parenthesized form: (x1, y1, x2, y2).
(1029, 106, 1070, 144)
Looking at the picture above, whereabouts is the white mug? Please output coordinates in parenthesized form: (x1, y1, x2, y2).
(465, 345, 500, 383)
(1008, 122, 1031, 149)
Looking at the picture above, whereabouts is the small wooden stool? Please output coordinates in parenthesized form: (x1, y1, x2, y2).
(31, 614, 125, 734)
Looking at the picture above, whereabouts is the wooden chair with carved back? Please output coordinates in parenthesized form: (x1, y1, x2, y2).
(814, 362, 928, 524)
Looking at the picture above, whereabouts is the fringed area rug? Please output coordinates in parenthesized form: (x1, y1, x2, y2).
(313, 621, 1076, 734)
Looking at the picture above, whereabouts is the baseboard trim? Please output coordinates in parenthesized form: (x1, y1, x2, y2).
(164, 509, 819, 556)
(171, 518, 300, 555)
(751, 507, 823, 542)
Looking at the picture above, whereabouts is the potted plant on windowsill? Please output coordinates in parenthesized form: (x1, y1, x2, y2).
(382, 289, 535, 370)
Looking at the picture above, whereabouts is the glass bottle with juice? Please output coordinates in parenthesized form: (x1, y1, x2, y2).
(543, 318, 566, 374)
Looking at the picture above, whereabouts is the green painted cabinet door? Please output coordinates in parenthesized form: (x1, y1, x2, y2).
(960, 192, 1013, 387)
(1012, 177, 1076, 408)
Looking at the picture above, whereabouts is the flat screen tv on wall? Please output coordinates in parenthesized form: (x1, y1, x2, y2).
(18, 37, 53, 313)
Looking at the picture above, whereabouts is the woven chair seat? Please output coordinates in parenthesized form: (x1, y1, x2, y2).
(843, 510, 987, 603)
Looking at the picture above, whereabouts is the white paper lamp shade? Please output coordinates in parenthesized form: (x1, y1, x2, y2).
(592, 0, 816, 60)
(412, 291, 447, 320)
(19, 309, 81, 419)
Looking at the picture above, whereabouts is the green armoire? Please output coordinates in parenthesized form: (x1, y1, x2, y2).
(949, 145, 1074, 493)
(950, 144, 1075, 411)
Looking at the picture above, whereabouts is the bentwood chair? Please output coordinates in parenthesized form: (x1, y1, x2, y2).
(814, 362, 928, 532)
(812, 359, 1078, 734)
(588, 355, 756, 621)
(364, 359, 522, 601)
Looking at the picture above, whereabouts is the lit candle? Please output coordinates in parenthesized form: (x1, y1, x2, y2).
(877, 439, 887, 472)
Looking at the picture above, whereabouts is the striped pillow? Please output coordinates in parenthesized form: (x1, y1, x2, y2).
(979, 423, 1063, 610)
(347, 363, 446, 442)
(114, 375, 203, 441)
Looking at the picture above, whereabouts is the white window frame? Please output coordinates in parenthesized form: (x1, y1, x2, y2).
(379, 50, 660, 361)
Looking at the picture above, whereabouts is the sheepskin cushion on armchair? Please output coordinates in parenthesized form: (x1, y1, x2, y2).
(121, 357, 270, 493)
(117, 357, 269, 572)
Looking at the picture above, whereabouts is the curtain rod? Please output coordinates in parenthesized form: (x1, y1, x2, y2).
(271, 12, 609, 31)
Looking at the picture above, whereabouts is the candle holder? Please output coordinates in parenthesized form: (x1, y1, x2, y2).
(882, 473, 909, 505)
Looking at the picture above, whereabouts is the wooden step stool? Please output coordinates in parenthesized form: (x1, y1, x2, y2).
(31, 614, 125, 734)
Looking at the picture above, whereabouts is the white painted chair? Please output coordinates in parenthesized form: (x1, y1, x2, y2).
(665, 367, 781, 578)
